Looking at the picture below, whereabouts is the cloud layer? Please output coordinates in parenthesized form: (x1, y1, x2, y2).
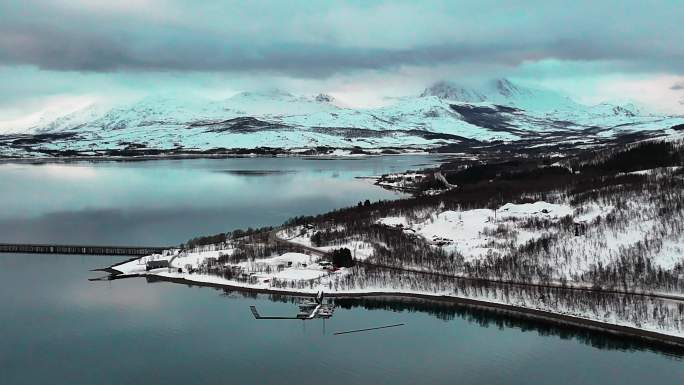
(0, 0, 683, 118)
(1, 0, 682, 77)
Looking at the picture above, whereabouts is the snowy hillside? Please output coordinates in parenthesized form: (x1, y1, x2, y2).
(2, 79, 683, 157)
(420, 78, 581, 112)
(108, 142, 684, 339)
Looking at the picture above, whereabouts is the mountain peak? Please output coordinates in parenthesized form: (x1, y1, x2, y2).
(422, 78, 530, 102)
(422, 78, 580, 112)
(493, 78, 528, 98)
(315, 93, 335, 103)
(420, 81, 487, 103)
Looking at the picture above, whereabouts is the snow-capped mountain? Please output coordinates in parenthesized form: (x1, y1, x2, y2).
(223, 89, 339, 116)
(420, 78, 581, 112)
(28, 103, 112, 134)
(2, 79, 683, 158)
(420, 81, 488, 103)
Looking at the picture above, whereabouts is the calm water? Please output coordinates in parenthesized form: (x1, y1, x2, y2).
(1, 156, 683, 384)
(0, 254, 682, 385)
(0, 156, 434, 245)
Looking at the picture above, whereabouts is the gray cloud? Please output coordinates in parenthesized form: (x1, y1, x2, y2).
(2, 26, 682, 78)
(0, 0, 683, 78)
(672, 83, 684, 90)
(0, 22, 533, 75)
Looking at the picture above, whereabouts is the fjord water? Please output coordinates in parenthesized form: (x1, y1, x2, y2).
(0, 156, 430, 245)
(1, 156, 682, 384)
(1, 254, 683, 385)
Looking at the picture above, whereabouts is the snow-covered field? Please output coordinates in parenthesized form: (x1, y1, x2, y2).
(375, 202, 571, 261)
(113, 246, 350, 291)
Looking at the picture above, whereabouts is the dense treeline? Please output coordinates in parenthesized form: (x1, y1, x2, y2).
(576, 140, 683, 174)
(328, 248, 354, 268)
(185, 225, 275, 249)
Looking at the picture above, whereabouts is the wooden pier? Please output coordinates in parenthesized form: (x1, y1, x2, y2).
(0, 243, 167, 256)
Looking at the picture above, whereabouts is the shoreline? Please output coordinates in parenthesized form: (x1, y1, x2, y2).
(0, 150, 441, 164)
(357, 261, 684, 303)
(118, 270, 684, 350)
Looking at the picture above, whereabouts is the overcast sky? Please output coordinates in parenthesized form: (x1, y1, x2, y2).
(1, 0, 683, 128)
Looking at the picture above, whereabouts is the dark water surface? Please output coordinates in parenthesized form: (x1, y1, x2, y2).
(0, 254, 682, 385)
(1, 156, 683, 384)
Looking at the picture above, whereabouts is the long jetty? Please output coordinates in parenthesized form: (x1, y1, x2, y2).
(0, 243, 167, 256)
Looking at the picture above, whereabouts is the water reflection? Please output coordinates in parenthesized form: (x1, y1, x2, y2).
(141, 272, 684, 359)
(3, 253, 683, 385)
(332, 296, 684, 358)
(204, 287, 684, 358)
(0, 156, 435, 245)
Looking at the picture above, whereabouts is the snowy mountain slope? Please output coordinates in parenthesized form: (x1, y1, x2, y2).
(35, 90, 338, 135)
(421, 79, 684, 139)
(26, 103, 112, 135)
(221, 89, 339, 116)
(420, 78, 582, 112)
(1, 79, 683, 157)
(281, 96, 520, 140)
(418, 78, 681, 132)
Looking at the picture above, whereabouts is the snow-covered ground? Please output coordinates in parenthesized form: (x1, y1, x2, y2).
(112, 246, 684, 339)
(376, 202, 573, 262)
(277, 227, 377, 261)
(109, 190, 684, 340)
(272, 191, 684, 287)
(99, 141, 684, 341)
(275, 195, 683, 281)
(373, 194, 684, 279)
(113, 246, 350, 290)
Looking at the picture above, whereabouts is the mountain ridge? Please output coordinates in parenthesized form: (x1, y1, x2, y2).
(2, 79, 683, 158)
